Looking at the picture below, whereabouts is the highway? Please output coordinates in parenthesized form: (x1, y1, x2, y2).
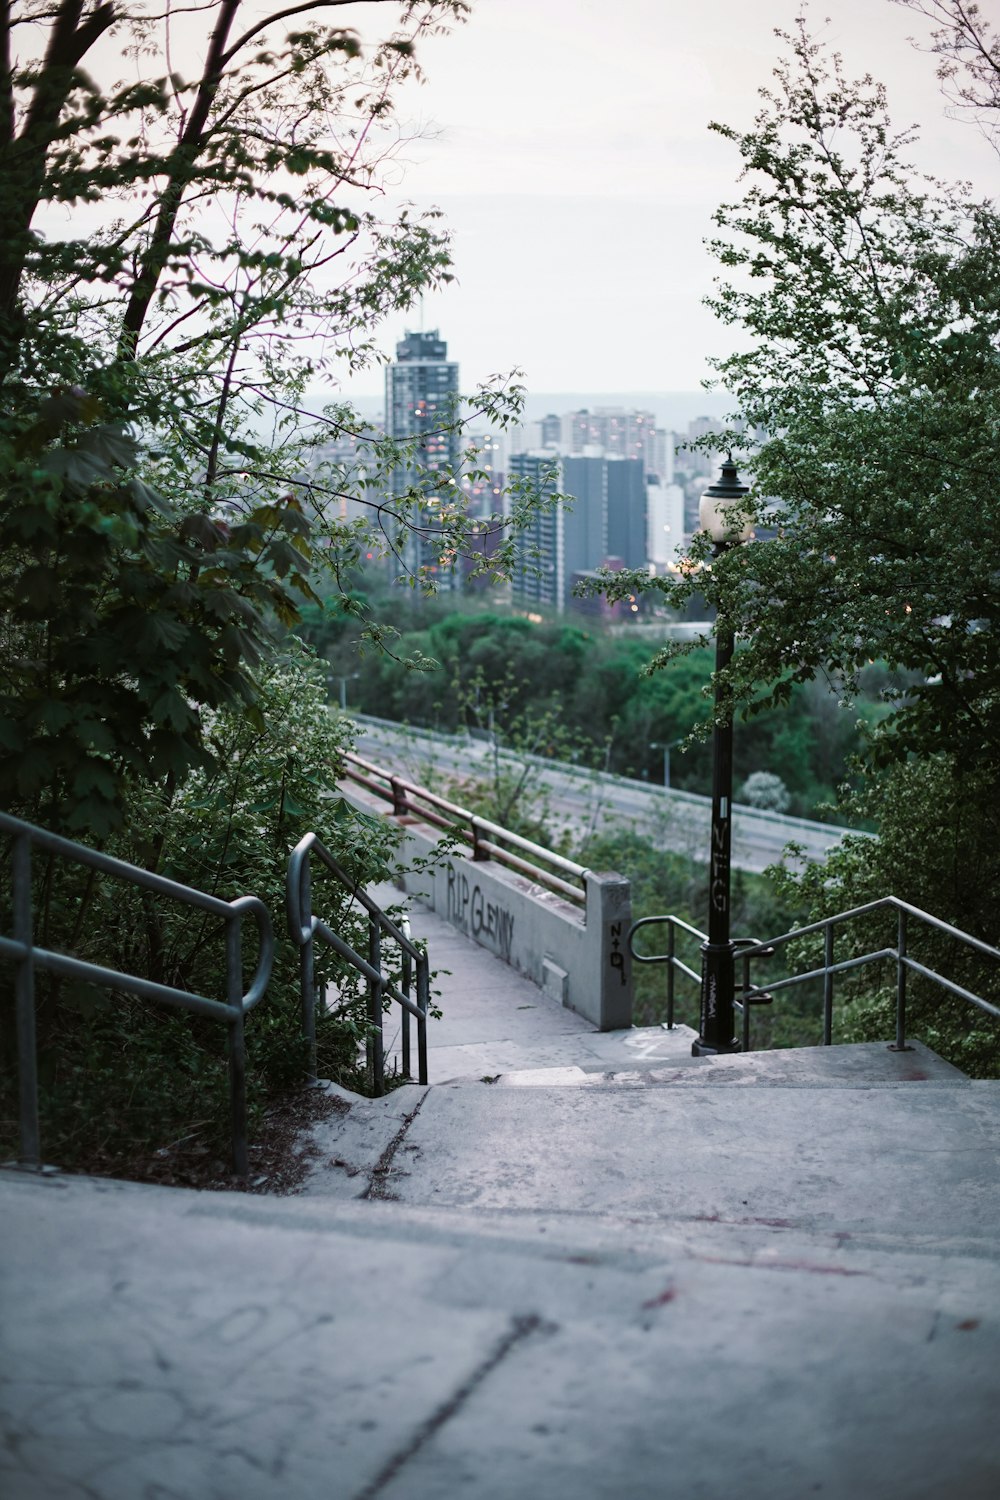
(347, 714, 860, 875)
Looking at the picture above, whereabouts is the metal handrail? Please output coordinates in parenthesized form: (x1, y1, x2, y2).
(286, 831, 429, 1096)
(627, 915, 765, 1034)
(342, 750, 588, 907)
(737, 896, 1000, 1053)
(628, 914, 707, 1031)
(0, 809, 274, 1178)
(628, 893, 1000, 1053)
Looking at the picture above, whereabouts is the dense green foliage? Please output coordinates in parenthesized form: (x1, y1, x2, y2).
(0, 651, 414, 1174)
(769, 755, 1000, 1077)
(299, 596, 887, 819)
(618, 13, 1000, 771)
(0, 387, 322, 836)
(0, 1, 537, 839)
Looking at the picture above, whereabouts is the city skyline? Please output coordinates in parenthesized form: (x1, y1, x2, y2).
(335, 0, 997, 405)
(372, 326, 717, 606)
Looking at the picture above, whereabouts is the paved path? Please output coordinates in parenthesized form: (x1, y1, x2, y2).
(369, 878, 699, 1083)
(3, 880, 999, 1500)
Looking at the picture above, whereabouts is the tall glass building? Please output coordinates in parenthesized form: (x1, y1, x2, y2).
(385, 331, 461, 586)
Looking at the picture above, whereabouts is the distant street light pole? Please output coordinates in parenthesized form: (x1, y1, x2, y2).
(693, 456, 751, 1057)
(332, 672, 360, 711)
(651, 739, 683, 788)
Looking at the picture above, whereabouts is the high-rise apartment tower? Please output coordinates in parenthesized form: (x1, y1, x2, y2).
(384, 330, 461, 583)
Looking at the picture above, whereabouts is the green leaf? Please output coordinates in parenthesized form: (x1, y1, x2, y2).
(150, 689, 196, 732)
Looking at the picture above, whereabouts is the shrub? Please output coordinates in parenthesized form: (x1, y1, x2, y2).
(0, 646, 406, 1176)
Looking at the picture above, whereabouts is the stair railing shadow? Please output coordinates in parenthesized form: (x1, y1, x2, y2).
(286, 832, 429, 1096)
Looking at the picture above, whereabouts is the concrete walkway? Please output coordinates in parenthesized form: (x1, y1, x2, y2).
(3, 881, 1000, 1500)
(368, 878, 699, 1083)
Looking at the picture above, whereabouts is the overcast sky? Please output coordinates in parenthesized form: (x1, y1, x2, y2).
(337, 0, 996, 406)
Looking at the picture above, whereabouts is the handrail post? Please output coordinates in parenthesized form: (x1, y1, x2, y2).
(823, 924, 834, 1046)
(401, 936, 412, 1080)
(891, 907, 911, 1052)
(471, 817, 488, 861)
(13, 832, 41, 1170)
(226, 910, 249, 1179)
(368, 913, 385, 1096)
(298, 858, 317, 1083)
(741, 950, 751, 1052)
(666, 920, 676, 1030)
(417, 952, 429, 1087)
(390, 775, 408, 818)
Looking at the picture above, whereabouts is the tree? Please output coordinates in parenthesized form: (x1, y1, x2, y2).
(0, 0, 542, 835)
(0, 2, 557, 1164)
(891, 0, 1000, 153)
(0, 386, 325, 833)
(0, 0, 468, 376)
(740, 771, 790, 813)
(599, 11, 996, 771)
(601, 5, 1000, 1054)
(332, 604, 874, 814)
(632, 10, 1000, 772)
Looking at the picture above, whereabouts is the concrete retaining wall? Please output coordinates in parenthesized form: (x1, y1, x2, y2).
(369, 812, 633, 1032)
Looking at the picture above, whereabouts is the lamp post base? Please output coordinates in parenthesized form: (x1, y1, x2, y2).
(693, 939, 741, 1056)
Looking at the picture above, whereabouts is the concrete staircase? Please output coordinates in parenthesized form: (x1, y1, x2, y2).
(3, 889, 1000, 1499)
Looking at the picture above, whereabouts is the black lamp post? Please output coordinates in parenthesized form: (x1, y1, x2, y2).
(693, 455, 751, 1057)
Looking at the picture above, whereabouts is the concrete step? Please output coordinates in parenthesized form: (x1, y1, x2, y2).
(493, 1038, 970, 1088)
(335, 1072, 1000, 1260)
(6, 847, 997, 1500)
(5, 1161, 1000, 1499)
(297, 1045, 983, 1246)
(412, 1020, 702, 1083)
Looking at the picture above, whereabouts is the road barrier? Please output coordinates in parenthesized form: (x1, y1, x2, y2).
(347, 712, 868, 866)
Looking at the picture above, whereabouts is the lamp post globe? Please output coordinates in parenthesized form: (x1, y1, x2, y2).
(699, 453, 752, 544)
(694, 455, 750, 1057)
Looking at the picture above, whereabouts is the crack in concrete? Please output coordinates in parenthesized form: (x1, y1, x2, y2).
(695, 1253, 868, 1278)
(350, 1313, 552, 1499)
(361, 1094, 428, 1201)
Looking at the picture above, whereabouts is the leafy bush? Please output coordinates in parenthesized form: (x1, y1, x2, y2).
(770, 755, 1000, 1077)
(0, 388, 322, 840)
(740, 772, 791, 813)
(0, 647, 407, 1175)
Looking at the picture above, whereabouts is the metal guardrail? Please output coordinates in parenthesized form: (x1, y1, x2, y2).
(628, 914, 707, 1032)
(286, 832, 429, 1095)
(1, 810, 274, 1178)
(628, 897, 1000, 1052)
(349, 711, 866, 849)
(342, 750, 589, 908)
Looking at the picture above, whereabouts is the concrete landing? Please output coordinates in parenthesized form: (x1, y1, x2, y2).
(374, 1075, 1000, 1256)
(497, 1037, 968, 1087)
